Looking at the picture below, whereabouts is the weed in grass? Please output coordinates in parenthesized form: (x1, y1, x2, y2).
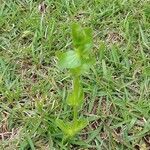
(56, 23, 95, 142)
(0, 0, 150, 149)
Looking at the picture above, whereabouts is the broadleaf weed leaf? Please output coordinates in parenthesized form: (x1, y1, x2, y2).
(56, 50, 81, 69)
(69, 119, 88, 137)
(55, 119, 68, 134)
(74, 118, 88, 132)
(70, 56, 95, 76)
(67, 85, 84, 107)
(72, 23, 93, 55)
(56, 119, 88, 138)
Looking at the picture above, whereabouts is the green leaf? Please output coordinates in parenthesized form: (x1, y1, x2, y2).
(67, 85, 84, 107)
(70, 64, 89, 76)
(83, 28, 93, 53)
(72, 24, 83, 48)
(56, 118, 88, 138)
(74, 118, 88, 133)
(72, 24, 93, 55)
(68, 118, 88, 137)
(70, 56, 95, 76)
(66, 77, 84, 107)
(55, 119, 68, 134)
(57, 51, 81, 69)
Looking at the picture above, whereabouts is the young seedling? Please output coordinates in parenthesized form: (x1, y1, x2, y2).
(56, 23, 94, 142)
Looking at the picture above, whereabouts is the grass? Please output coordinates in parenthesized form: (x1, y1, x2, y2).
(0, 0, 150, 149)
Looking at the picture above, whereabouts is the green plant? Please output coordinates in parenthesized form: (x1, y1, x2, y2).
(56, 24, 95, 142)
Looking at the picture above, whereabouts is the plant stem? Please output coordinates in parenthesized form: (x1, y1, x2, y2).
(72, 76, 80, 123)
(73, 106, 78, 123)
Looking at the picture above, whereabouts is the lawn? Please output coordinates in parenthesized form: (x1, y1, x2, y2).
(0, 0, 150, 149)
